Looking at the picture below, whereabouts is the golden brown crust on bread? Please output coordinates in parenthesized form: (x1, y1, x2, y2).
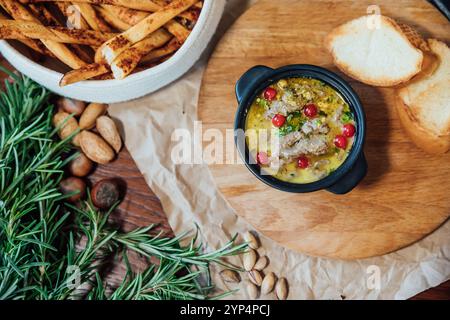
(396, 38, 450, 154)
(397, 39, 450, 137)
(394, 52, 439, 89)
(326, 15, 423, 87)
(397, 23, 430, 52)
(395, 95, 450, 154)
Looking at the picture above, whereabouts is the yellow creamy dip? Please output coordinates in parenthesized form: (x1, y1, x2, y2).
(245, 77, 355, 184)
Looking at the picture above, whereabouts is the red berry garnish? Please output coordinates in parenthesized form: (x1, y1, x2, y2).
(334, 135, 348, 149)
(263, 87, 277, 101)
(271, 114, 286, 127)
(297, 156, 309, 169)
(342, 123, 356, 137)
(304, 104, 318, 118)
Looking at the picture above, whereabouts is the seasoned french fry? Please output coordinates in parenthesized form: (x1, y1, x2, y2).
(177, 8, 200, 23)
(62, 29, 171, 84)
(59, 62, 109, 86)
(0, 19, 115, 45)
(153, 1, 201, 22)
(0, 0, 86, 68)
(100, 4, 147, 26)
(70, 45, 94, 63)
(93, 65, 146, 80)
(54, 2, 97, 62)
(26, 4, 94, 62)
(0, 10, 52, 56)
(152, 0, 202, 9)
(101, 4, 190, 43)
(21, 0, 161, 12)
(140, 37, 180, 64)
(75, 2, 111, 32)
(153, 0, 202, 21)
(5, 0, 203, 84)
(150, 0, 168, 5)
(28, 3, 59, 26)
(164, 20, 190, 42)
(110, 28, 171, 79)
(99, 0, 197, 64)
(95, 6, 131, 31)
(92, 72, 114, 80)
(55, 2, 90, 29)
(17, 37, 54, 56)
(147, 51, 174, 66)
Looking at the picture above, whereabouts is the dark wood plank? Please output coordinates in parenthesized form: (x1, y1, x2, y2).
(88, 149, 172, 237)
(412, 280, 450, 300)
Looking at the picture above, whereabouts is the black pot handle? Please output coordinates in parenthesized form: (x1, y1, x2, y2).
(235, 65, 274, 103)
(326, 153, 368, 195)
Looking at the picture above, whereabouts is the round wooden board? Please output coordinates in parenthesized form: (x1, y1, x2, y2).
(198, 0, 450, 260)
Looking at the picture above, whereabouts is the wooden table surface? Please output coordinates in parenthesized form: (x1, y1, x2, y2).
(0, 56, 448, 300)
(93, 148, 449, 300)
(199, 0, 450, 260)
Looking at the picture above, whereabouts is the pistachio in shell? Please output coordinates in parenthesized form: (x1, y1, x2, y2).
(246, 281, 259, 299)
(243, 249, 257, 271)
(254, 256, 269, 271)
(261, 272, 277, 295)
(243, 231, 260, 249)
(220, 269, 241, 283)
(275, 277, 289, 300)
(248, 270, 263, 286)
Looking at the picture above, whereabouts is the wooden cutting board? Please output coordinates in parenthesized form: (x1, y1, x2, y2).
(198, 0, 450, 259)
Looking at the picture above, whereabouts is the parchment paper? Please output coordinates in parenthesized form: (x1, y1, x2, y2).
(109, 0, 450, 299)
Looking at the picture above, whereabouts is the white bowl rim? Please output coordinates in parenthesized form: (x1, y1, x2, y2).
(0, 0, 213, 88)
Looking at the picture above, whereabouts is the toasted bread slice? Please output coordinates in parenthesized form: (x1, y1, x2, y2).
(396, 96, 450, 154)
(396, 39, 450, 154)
(397, 23, 430, 52)
(326, 15, 423, 87)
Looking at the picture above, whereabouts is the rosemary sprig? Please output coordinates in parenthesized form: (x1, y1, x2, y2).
(0, 69, 246, 300)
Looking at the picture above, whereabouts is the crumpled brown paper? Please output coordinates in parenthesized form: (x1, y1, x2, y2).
(108, 0, 450, 299)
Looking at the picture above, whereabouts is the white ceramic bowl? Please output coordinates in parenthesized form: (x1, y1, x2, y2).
(0, 0, 225, 103)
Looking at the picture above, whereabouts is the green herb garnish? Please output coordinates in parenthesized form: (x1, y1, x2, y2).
(341, 111, 354, 123)
(286, 114, 293, 123)
(256, 97, 269, 108)
(278, 111, 305, 136)
(278, 124, 295, 136)
(0, 69, 246, 300)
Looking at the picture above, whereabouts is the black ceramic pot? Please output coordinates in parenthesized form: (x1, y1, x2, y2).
(234, 64, 367, 194)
